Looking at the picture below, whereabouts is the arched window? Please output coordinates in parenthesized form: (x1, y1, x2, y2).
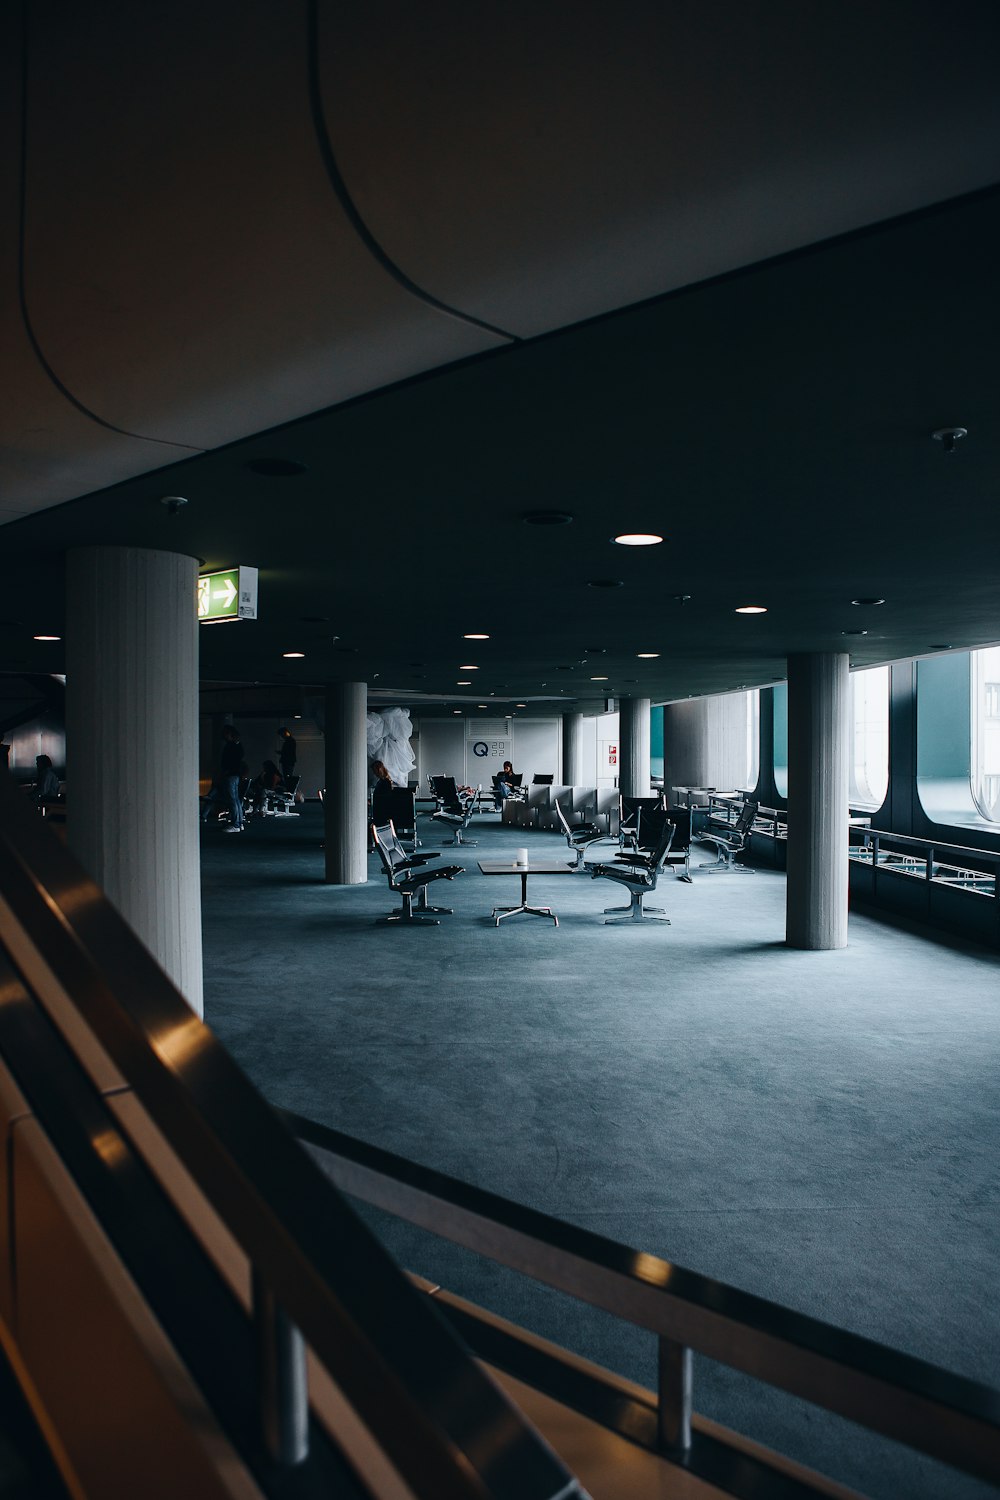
(971, 645, 1000, 822)
(744, 689, 760, 791)
(773, 683, 788, 800)
(849, 666, 889, 811)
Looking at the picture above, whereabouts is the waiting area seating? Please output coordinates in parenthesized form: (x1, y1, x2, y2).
(554, 799, 608, 869)
(619, 794, 667, 851)
(258, 773, 301, 817)
(432, 784, 482, 846)
(699, 798, 759, 870)
(590, 818, 676, 923)
(372, 821, 464, 924)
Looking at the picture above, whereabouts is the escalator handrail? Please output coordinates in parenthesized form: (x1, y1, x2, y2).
(0, 772, 582, 1500)
(286, 1109, 1000, 1488)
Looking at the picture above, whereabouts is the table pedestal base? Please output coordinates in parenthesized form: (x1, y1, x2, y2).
(493, 902, 558, 927)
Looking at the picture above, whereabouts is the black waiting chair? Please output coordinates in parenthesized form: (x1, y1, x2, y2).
(590, 819, 676, 923)
(554, 800, 608, 870)
(699, 798, 759, 871)
(372, 822, 463, 924)
(432, 785, 481, 846)
(531, 774, 554, 785)
(613, 806, 693, 883)
(665, 807, 694, 883)
(618, 794, 666, 851)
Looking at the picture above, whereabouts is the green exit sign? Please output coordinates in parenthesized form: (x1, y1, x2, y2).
(198, 565, 258, 623)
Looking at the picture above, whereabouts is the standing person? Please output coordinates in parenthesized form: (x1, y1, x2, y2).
(278, 726, 297, 785)
(220, 725, 245, 833)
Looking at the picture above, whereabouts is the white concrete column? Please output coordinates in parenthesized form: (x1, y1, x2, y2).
(663, 694, 751, 797)
(785, 653, 850, 951)
(324, 682, 368, 885)
(619, 697, 651, 797)
(562, 713, 585, 785)
(66, 546, 203, 1014)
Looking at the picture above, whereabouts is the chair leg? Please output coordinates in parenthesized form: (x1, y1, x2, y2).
(604, 890, 670, 924)
(378, 890, 440, 925)
(417, 885, 452, 916)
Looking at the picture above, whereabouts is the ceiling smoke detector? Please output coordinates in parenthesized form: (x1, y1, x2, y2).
(931, 427, 967, 454)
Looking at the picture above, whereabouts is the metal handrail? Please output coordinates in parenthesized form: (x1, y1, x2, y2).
(0, 773, 581, 1500)
(857, 829, 1000, 883)
(286, 1111, 1000, 1491)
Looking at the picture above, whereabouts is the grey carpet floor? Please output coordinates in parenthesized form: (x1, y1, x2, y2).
(201, 804, 1000, 1500)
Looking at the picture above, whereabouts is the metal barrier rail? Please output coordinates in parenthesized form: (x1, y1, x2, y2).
(853, 829, 1000, 894)
(286, 1111, 1000, 1496)
(0, 772, 581, 1500)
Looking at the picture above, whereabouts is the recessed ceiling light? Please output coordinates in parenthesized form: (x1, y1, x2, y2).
(586, 579, 624, 589)
(612, 533, 663, 546)
(851, 598, 886, 607)
(33, 634, 61, 641)
(246, 457, 308, 477)
(591, 675, 609, 681)
(282, 651, 305, 658)
(637, 652, 659, 658)
(459, 665, 478, 671)
(515, 703, 526, 708)
(463, 633, 490, 640)
(453, 709, 461, 714)
(735, 605, 767, 615)
(521, 510, 574, 526)
(477, 704, 488, 708)
(457, 680, 472, 686)
(842, 629, 868, 636)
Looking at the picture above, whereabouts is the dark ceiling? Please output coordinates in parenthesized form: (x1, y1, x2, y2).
(1, 185, 998, 714)
(3, 0, 1000, 715)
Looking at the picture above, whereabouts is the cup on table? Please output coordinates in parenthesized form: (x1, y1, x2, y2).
(515, 848, 529, 868)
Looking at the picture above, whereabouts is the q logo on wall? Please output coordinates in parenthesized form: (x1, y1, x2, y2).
(472, 741, 489, 757)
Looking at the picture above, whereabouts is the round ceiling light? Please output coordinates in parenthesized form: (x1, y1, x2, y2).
(458, 664, 478, 671)
(33, 634, 61, 641)
(612, 533, 663, 546)
(637, 652, 659, 658)
(463, 633, 490, 639)
(282, 651, 305, 659)
(457, 680, 472, 685)
(851, 598, 886, 607)
(591, 675, 609, 681)
(735, 605, 767, 615)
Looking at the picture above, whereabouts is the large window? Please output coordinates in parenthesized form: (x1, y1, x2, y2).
(849, 666, 889, 810)
(972, 645, 1000, 822)
(744, 689, 760, 791)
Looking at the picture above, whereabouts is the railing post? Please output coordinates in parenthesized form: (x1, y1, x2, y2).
(657, 1337, 692, 1454)
(253, 1271, 309, 1466)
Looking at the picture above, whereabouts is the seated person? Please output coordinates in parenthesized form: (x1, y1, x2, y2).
(370, 760, 395, 822)
(494, 760, 518, 809)
(370, 759, 394, 790)
(33, 753, 61, 809)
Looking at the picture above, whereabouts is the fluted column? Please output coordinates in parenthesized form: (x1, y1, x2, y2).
(562, 712, 585, 784)
(324, 682, 368, 885)
(66, 546, 203, 1014)
(785, 653, 850, 950)
(619, 697, 651, 797)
